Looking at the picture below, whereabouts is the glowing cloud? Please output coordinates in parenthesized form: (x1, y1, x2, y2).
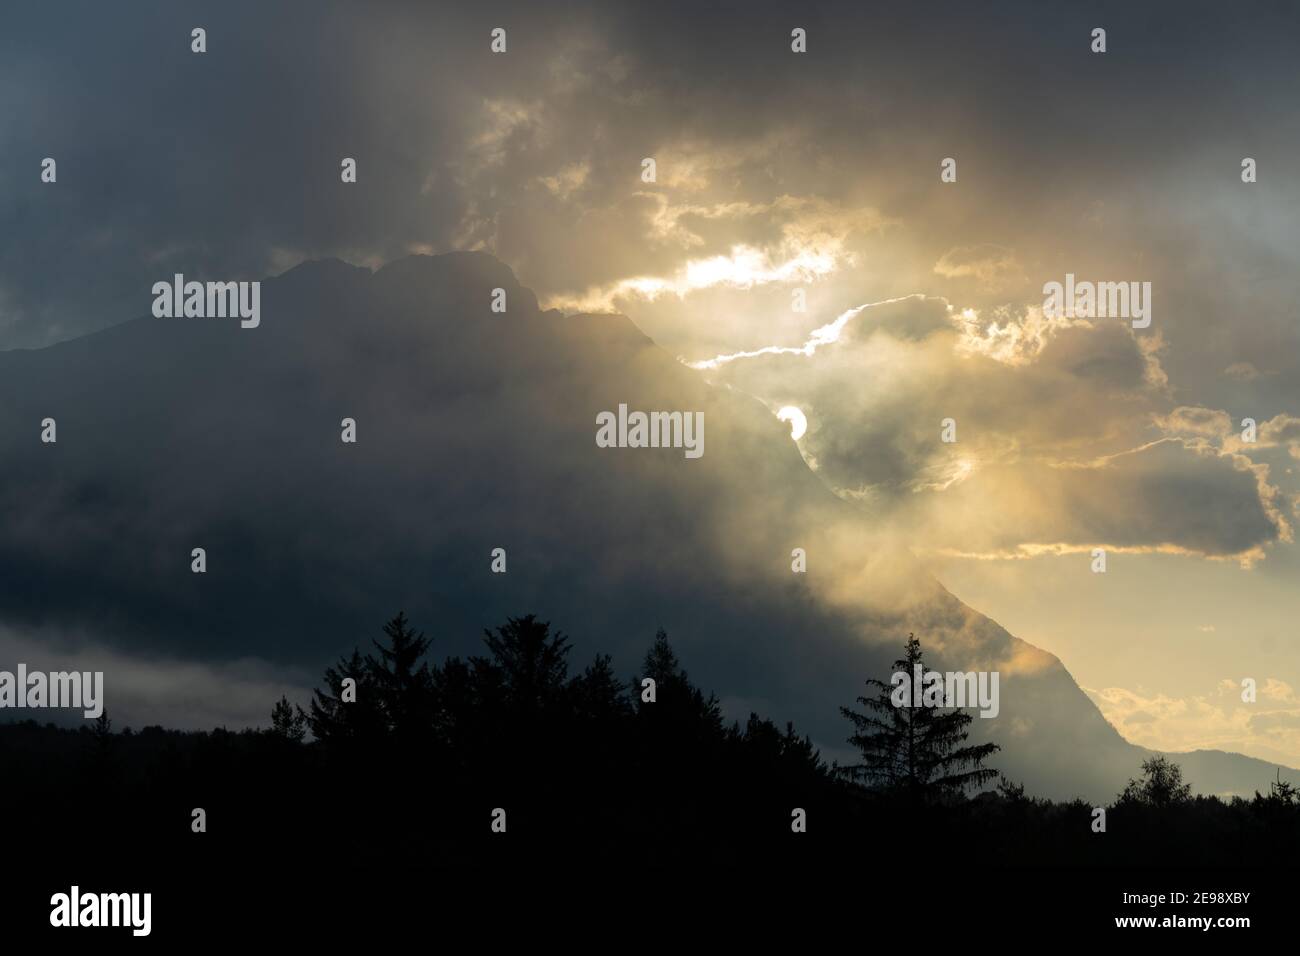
(777, 405, 808, 440)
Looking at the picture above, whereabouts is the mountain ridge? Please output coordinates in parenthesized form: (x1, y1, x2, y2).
(0, 251, 1293, 803)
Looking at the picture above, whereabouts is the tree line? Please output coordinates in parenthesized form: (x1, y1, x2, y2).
(1, 612, 1296, 869)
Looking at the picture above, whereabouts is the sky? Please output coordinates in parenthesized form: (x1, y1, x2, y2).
(2, 0, 1299, 768)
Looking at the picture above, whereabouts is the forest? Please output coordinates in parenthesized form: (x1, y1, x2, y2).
(2, 612, 1297, 872)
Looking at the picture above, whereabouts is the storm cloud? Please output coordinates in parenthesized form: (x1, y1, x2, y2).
(4, 0, 1300, 791)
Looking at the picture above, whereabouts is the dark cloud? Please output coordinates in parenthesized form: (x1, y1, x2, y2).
(4, 0, 1300, 795)
(0, 250, 1196, 800)
(6, 0, 1300, 358)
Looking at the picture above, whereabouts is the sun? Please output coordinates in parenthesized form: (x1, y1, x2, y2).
(776, 405, 808, 441)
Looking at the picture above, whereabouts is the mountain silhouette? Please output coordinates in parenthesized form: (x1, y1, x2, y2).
(0, 250, 1293, 802)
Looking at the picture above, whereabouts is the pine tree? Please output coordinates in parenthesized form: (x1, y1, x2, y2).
(638, 628, 724, 735)
(737, 714, 826, 778)
(306, 648, 384, 744)
(474, 614, 572, 713)
(431, 655, 477, 751)
(641, 628, 685, 689)
(840, 633, 999, 801)
(306, 613, 440, 745)
(568, 654, 632, 780)
(367, 612, 436, 740)
(571, 654, 631, 723)
(633, 626, 728, 793)
(270, 695, 307, 743)
(777, 720, 825, 777)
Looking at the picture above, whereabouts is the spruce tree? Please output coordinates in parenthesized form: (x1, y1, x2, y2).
(474, 614, 572, 714)
(367, 611, 436, 740)
(638, 628, 724, 735)
(840, 633, 999, 801)
(307, 613, 438, 745)
(571, 654, 631, 723)
(306, 648, 384, 744)
(270, 695, 307, 743)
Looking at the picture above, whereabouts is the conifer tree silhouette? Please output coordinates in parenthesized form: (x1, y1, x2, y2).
(464, 614, 576, 802)
(11, 608, 1300, 871)
(366, 612, 436, 742)
(572, 653, 631, 723)
(306, 648, 384, 744)
(472, 614, 573, 717)
(431, 654, 477, 752)
(637, 627, 725, 738)
(306, 614, 441, 747)
(840, 633, 998, 801)
(633, 626, 730, 832)
(738, 714, 826, 779)
(270, 695, 307, 743)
